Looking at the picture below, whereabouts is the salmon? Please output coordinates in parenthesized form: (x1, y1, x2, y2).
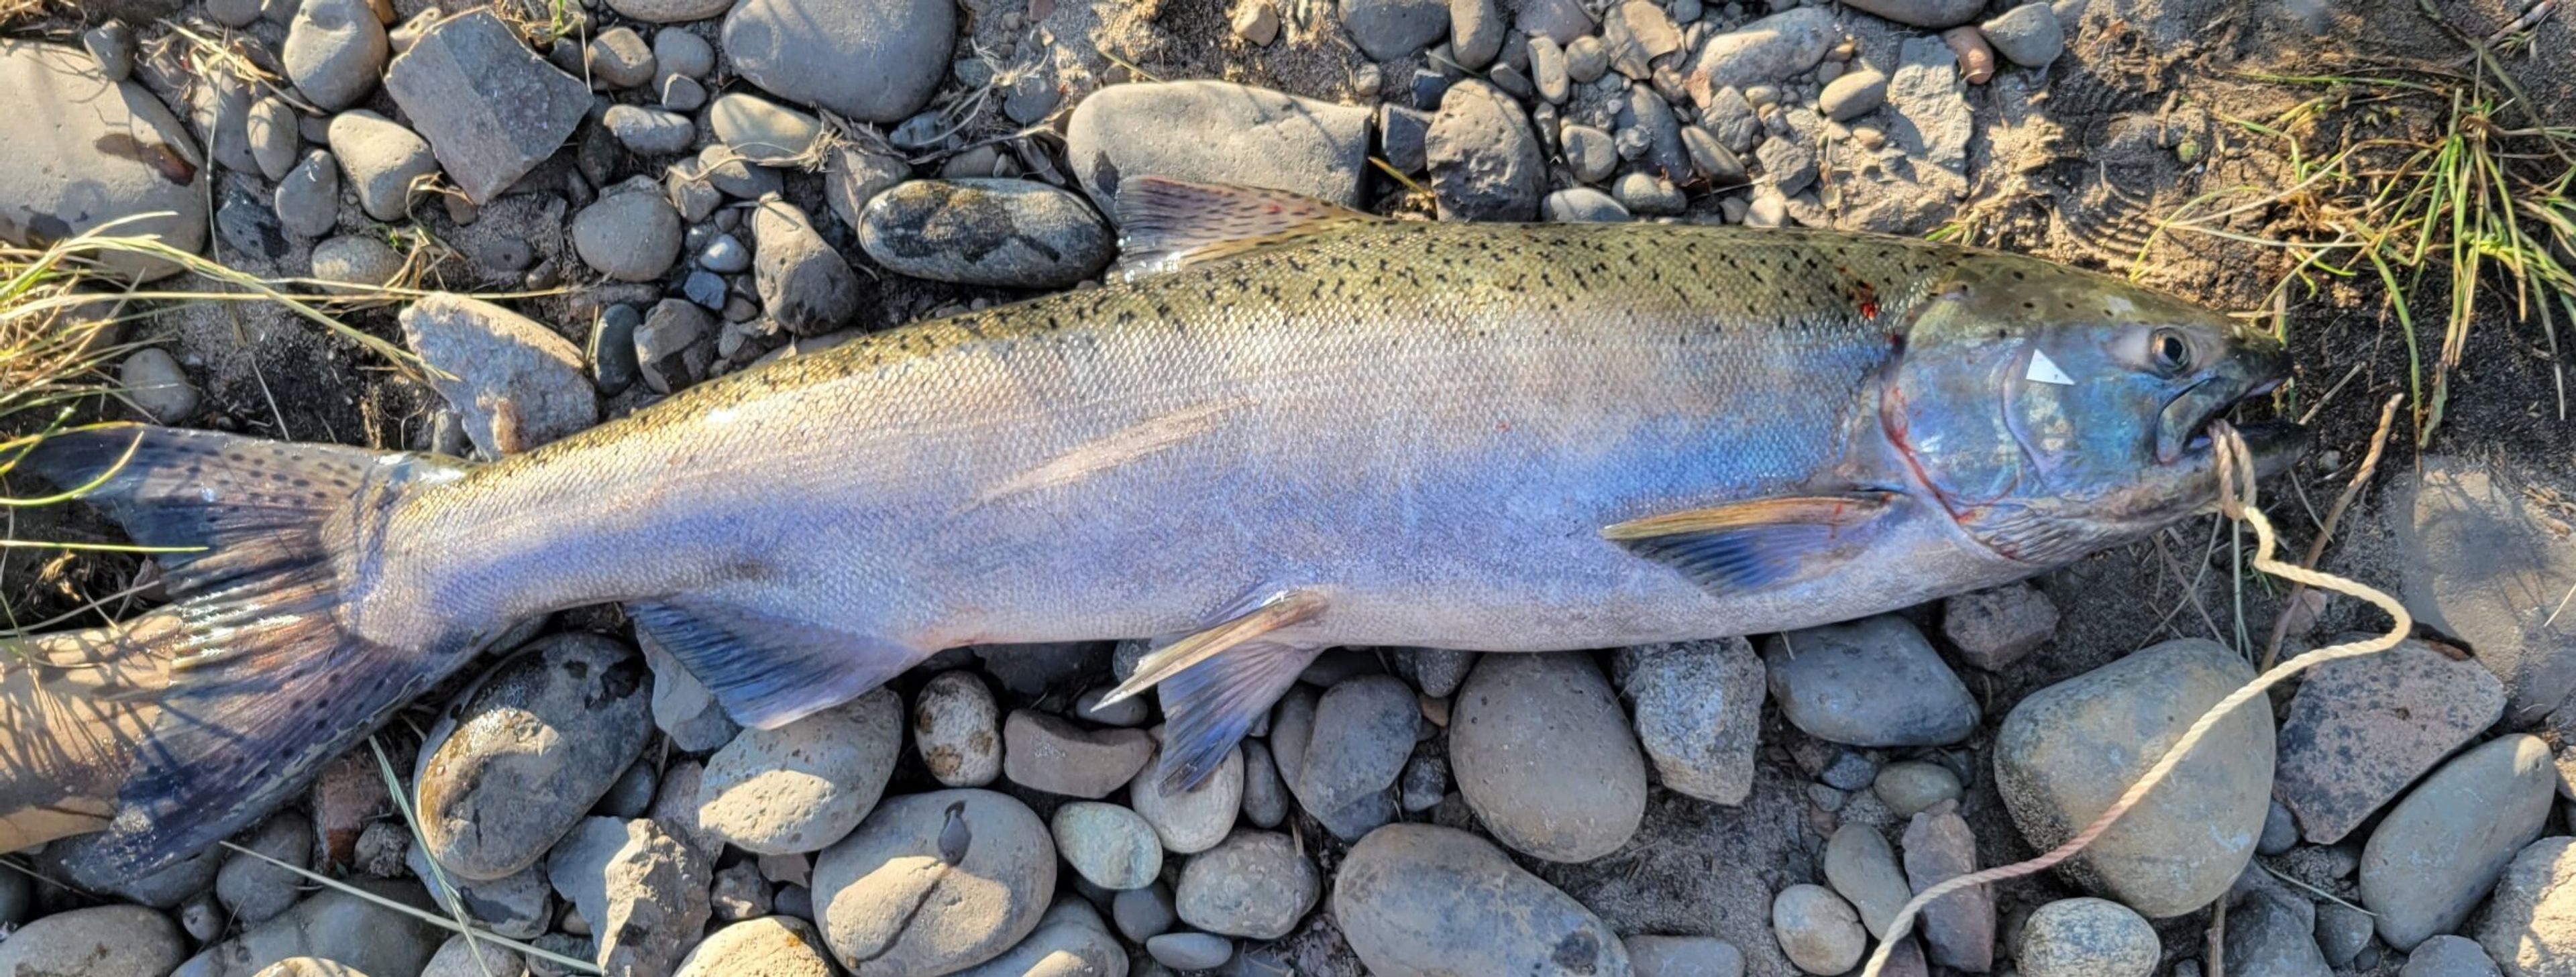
(5, 179, 2299, 872)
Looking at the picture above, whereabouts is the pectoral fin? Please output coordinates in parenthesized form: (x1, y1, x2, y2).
(1605, 493, 1898, 595)
(1098, 589, 1326, 705)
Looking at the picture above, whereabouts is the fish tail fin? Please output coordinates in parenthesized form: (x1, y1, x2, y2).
(11, 424, 484, 874)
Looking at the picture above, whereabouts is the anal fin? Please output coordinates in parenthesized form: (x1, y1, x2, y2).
(1605, 492, 1898, 595)
(1155, 638, 1324, 792)
(627, 601, 919, 730)
(1099, 589, 1326, 705)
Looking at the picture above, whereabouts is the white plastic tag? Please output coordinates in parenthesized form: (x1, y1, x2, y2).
(2025, 349, 2074, 386)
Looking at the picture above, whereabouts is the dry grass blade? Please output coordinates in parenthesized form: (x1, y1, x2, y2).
(219, 840, 602, 974)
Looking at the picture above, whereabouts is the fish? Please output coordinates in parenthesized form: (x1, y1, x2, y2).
(3, 178, 2301, 874)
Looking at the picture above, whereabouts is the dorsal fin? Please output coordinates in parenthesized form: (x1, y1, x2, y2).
(1112, 177, 1376, 280)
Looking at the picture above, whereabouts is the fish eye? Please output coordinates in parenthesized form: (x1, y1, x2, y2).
(2151, 329, 2192, 373)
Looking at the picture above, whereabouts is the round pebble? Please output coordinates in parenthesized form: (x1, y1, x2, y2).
(1763, 614, 1978, 748)
(1112, 884, 1176, 943)
(1873, 760, 1964, 818)
(0, 905, 184, 977)
(1130, 740, 1240, 854)
(913, 670, 1003, 788)
(1449, 652, 1647, 862)
(310, 233, 405, 290)
(1051, 801, 1163, 890)
(1146, 932, 1234, 971)
(217, 811, 315, 925)
(672, 915, 835, 977)
(1818, 69, 1888, 121)
(1174, 829, 1320, 939)
(119, 347, 199, 422)
(2363, 734, 2555, 950)
(2407, 935, 2504, 977)
(572, 186, 684, 282)
(604, 105, 694, 156)
(2017, 897, 2158, 977)
(417, 633, 655, 881)
(699, 687, 902, 856)
(283, 0, 388, 110)
(1772, 884, 1866, 975)
(1544, 187, 1630, 222)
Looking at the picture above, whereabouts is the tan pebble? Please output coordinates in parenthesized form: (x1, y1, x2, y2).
(1943, 25, 1996, 84)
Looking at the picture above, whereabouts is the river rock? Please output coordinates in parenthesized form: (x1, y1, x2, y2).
(2410, 936, 2507, 977)
(1175, 829, 1320, 939)
(2018, 897, 2157, 977)
(0, 905, 185, 977)
(2216, 884, 2327, 976)
(574, 183, 684, 282)
(1888, 35, 1974, 177)
(708, 93, 821, 164)
(247, 96, 299, 180)
(607, 0, 731, 23)
(2390, 457, 2576, 720)
(328, 110, 437, 222)
(1287, 675, 1416, 818)
(1342, 0, 1446, 59)
(417, 632, 654, 881)
(401, 292, 598, 456)
(178, 884, 445, 977)
(1994, 638, 2271, 917)
(722, 0, 952, 122)
(423, 934, 527, 977)
(1684, 7, 1835, 105)
(858, 178, 1114, 288)
(1065, 80, 1373, 213)
(409, 844, 554, 939)
(1130, 740, 1240, 854)
(1426, 79, 1544, 222)
(2362, 734, 2555, 950)
(1450, 651, 1648, 861)
(1051, 801, 1162, 890)
(283, 0, 386, 110)
(1545, 187, 1629, 221)
(605, 105, 694, 156)
(751, 196, 860, 335)
(274, 149, 340, 237)
(824, 144, 910, 229)
(1823, 823, 1911, 939)
(673, 916, 834, 977)
(1982, 3, 2065, 67)
(1842, 0, 1984, 27)
(700, 687, 902, 855)
(2275, 636, 2504, 844)
(1002, 709, 1154, 798)
(1941, 581, 2057, 671)
(914, 669, 1002, 787)
(217, 811, 315, 925)
(545, 817, 714, 977)
(309, 233, 402, 291)
(382, 10, 590, 203)
(952, 898, 1128, 977)
(639, 631, 738, 751)
(1772, 884, 1864, 975)
(119, 348, 199, 422)
(1902, 804, 1992, 970)
(1241, 740, 1288, 829)
(810, 789, 1057, 976)
(1334, 823, 1629, 975)
(1763, 614, 1977, 747)
(1873, 760, 1963, 818)
(1615, 637, 1764, 805)
(2480, 836, 2576, 977)
(1, 40, 208, 280)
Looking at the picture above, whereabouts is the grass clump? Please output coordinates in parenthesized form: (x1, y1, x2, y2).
(2145, 54, 2576, 445)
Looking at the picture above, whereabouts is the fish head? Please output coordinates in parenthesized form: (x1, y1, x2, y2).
(1882, 254, 2304, 565)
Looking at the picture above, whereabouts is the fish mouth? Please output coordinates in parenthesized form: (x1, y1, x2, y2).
(2157, 375, 2306, 475)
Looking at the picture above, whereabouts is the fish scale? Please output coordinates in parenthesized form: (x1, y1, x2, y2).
(10, 178, 2295, 871)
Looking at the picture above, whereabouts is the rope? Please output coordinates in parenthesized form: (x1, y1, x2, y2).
(1858, 422, 2414, 976)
